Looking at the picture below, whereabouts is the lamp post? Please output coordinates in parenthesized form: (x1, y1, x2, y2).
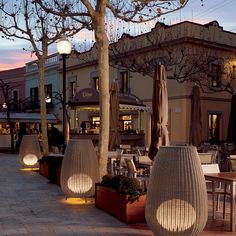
(57, 35, 72, 153)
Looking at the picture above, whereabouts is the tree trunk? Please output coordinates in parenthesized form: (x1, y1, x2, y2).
(6, 102, 14, 153)
(93, 10, 110, 180)
(38, 59, 49, 156)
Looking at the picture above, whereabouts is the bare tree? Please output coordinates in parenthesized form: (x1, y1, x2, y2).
(36, 0, 189, 179)
(109, 23, 236, 94)
(0, 0, 88, 156)
(0, 79, 21, 152)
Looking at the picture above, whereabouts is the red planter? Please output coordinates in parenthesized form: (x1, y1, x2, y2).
(95, 185, 146, 224)
(39, 162, 49, 178)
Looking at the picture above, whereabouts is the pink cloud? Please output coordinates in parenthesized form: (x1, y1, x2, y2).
(0, 51, 36, 71)
(170, 17, 210, 26)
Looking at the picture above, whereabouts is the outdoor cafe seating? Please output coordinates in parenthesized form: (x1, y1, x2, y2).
(124, 158, 150, 191)
(228, 155, 236, 172)
(198, 152, 216, 164)
(107, 146, 153, 179)
(202, 163, 229, 217)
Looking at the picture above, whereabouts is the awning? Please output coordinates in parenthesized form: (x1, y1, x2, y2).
(119, 104, 151, 112)
(69, 88, 151, 112)
(0, 112, 58, 123)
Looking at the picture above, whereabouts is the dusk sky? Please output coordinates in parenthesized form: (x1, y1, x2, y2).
(0, 0, 235, 71)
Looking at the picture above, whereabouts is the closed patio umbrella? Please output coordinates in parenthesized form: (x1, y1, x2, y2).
(148, 64, 169, 160)
(109, 81, 120, 151)
(189, 85, 202, 147)
(227, 94, 236, 143)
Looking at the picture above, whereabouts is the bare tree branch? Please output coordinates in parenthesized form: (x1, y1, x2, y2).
(0, 0, 88, 156)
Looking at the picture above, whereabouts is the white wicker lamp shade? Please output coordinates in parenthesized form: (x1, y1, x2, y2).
(60, 139, 99, 198)
(145, 146, 208, 236)
(19, 135, 42, 168)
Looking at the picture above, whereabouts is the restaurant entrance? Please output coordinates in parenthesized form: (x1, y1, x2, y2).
(68, 88, 150, 146)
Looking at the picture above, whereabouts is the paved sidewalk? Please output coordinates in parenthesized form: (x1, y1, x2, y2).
(0, 153, 152, 236)
(2, 153, 236, 236)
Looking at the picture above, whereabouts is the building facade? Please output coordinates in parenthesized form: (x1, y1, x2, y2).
(62, 20, 236, 146)
(2, 20, 235, 148)
(24, 53, 61, 120)
(0, 66, 25, 112)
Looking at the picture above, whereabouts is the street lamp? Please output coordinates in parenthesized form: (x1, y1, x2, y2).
(45, 95, 52, 104)
(2, 102, 7, 110)
(57, 35, 72, 153)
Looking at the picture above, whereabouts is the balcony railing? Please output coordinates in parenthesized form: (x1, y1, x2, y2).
(0, 98, 54, 113)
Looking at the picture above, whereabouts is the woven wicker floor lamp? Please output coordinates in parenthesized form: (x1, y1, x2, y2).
(19, 135, 42, 168)
(60, 139, 99, 198)
(145, 146, 208, 236)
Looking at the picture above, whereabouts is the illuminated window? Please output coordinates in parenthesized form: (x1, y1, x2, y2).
(120, 115, 132, 132)
(93, 77, 99, 91)
(208, 113, 221, 143)
(210, 64, 221, 87)
(70, 81, 76, 99)
(120, 71, 129, 94)
(90, 116, 100, 129)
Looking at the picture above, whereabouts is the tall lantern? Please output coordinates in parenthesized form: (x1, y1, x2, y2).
(60, 139, 99, 198)
(145, 146, 208, 236)
(19, 135, 42, 168)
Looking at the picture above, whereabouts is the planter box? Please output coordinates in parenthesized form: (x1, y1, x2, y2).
(39, 162, 49, 178)
(95, 185, 146, 223)
(39, 155, 63, 183)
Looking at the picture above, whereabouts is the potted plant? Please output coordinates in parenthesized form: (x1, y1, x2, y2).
(95, 175, 146, 224)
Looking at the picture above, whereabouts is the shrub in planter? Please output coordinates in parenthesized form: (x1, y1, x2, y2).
(101, 175, 143, 203)
(95, 175, 146, 223)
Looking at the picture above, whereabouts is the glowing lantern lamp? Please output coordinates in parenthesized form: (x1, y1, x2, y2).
(19, 135, 42, 168)
(60, 139, 99, 198)
(145, 146, 208, 236)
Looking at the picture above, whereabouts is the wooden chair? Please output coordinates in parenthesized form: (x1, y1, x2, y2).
(124, 158, 142, 178)
(207, 150, 218, 163)
(228, 155, 236, 172)
(198, 152, 214, 164)
(124, 158, 148, 190)
(107, 150, 126, 175)
(202, 163, 229, 218)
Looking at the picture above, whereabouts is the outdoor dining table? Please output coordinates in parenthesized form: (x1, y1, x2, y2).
(135, 161, 153, 176)
(204, 172, 236, 232)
